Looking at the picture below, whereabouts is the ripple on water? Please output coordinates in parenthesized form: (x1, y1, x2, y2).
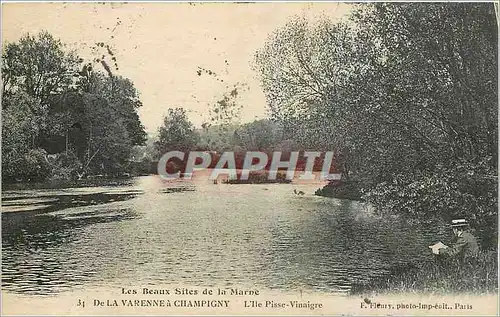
(2, 176, 447, 295)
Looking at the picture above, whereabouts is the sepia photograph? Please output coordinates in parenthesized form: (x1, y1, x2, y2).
(1, 1, 498, 315)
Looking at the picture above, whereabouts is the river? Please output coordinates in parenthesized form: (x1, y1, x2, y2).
(2, 175, 446, 296)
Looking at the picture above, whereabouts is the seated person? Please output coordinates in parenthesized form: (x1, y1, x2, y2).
(438, 218, 479, 261)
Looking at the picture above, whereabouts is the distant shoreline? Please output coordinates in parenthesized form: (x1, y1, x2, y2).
(1, 177, 136, 191)
(2, 171, 330, 191)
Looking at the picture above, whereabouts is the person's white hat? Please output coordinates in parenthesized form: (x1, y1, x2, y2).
(451, 218, 468, 227)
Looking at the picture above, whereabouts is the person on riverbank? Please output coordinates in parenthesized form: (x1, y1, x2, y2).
(438, 218, 479, 263)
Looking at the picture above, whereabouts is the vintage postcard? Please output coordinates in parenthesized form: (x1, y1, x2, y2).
(1, 1, 498, 316)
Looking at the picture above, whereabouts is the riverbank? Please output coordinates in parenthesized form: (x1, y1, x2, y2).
(314, 180, 362, 200)
(351, 250, 497, 295)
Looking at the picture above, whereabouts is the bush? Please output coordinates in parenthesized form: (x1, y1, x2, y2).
(18, 148, 52, 182)
(2, 149, 27, 183)
(362, 160, 497, 248)
(49, 151, 82, 181)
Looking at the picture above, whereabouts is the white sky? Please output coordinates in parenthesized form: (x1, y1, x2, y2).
(2, 2, 352, 133)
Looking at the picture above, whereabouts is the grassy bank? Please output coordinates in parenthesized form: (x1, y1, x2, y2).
(351, 250, 497, 295)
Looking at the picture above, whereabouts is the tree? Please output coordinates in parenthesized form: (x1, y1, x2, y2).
(254, 15, 366, 168)
(1, 92, 39, 181)
(347, 3, 497, 180)
(2, 31, 81, 103)
(255, 3, 497, 241)
(348, 3, 497, 243)
(2, 32, 82, 153)
(155, 108, 199, 155)
(2, 31, 147, 181)
(78, 70, 147, 145)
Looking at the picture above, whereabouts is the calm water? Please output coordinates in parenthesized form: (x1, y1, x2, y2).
(2, 175, 445, 295)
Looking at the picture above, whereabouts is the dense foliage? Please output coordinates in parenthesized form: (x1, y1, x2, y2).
(2, 31, 146, 182)
(255, 3, 497, 243)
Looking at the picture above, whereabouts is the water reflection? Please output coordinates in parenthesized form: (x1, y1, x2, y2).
(2, 184, 145, 295)
(259, 199, 437, 293)
(2, 176, 446, 295)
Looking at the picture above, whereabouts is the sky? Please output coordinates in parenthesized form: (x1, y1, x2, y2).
(2, 2, 352, 134)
